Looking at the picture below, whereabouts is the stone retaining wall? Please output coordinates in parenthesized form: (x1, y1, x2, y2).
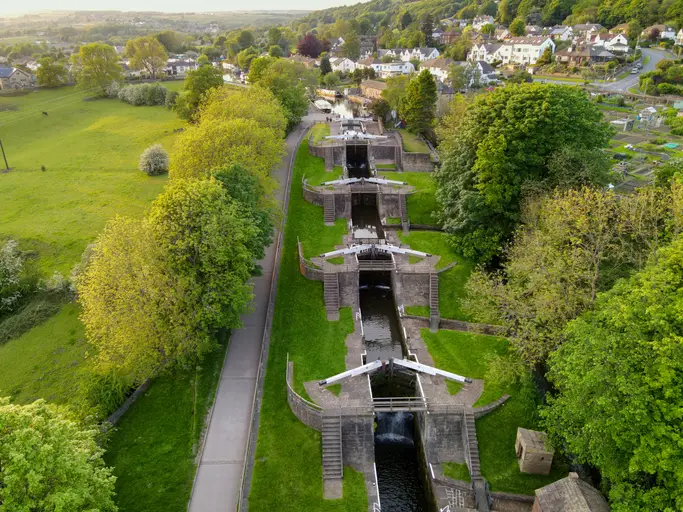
(395, 272, 430, 306)
(438, 318, 507, 336)
(298, 241, 324, 281)
(302, 184, 324, 206)
(286, 361, 322, 431)
(341, 414, 375, 470)
(370, 144, 400, 163)
(490, 491, 534, 512)
(338, 270, 359, 307)
(402, 152, 434, 172)
(106, 379, 151, 425)
(379, 193, 402, 219)
(473, 395, 510, 419)
(425, 410, 466, 463)
(309, 143, 345, 169)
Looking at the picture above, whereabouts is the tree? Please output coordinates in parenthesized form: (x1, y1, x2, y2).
(343, 32, 360, 60)
(170, 118, 285, 183)
(536, 46, 553, 65)
(655, 158, 683, 187)
(369, 98, 391, 122)
(237, 30, 255, 49)
(139, 144, 169, 176)
(237, 46, 259, 70)
(247, 56, 275, 83)
(268, 27, 282, 48)
(36, 56, 68, 87)
(0, 239, 24, 313)
(155, 30, 183, 53)
(382, 74, 411, 112)
(198, 84, 287, 138)
(174, 64, 223, 121)
(319, 54, 332, 75)
(543, 237, 683, 510)
(400, 11, 413, 29)
(297, 33, 323, 58)
(0, 398, 117, 511)
(421, 14, 435, 46)
(400, 69, 437, 138)
(435, 84, 612, 261)
(480, 23, 496, 36)
(70, 43, 122, 96)
(449, 64, 468, 91)
(125, 36, 167, 79)
(269, 45, 283, 58)
(509, 18, 527, 36)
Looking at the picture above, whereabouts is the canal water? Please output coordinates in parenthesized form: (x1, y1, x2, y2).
(331, 98, 366, 119)
(346, 143, 428, 511)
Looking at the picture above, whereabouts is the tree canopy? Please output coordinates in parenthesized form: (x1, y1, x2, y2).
(70, 43, 123, 96)
(400, 69, 437, 138)
(0, 398, 117, 511)
(544, 236, 683, 511)
(36, 57, 69, 87)
(173, 64, 223, 121)
(435, 84, 613, 261)
(125, 36, 168, 79)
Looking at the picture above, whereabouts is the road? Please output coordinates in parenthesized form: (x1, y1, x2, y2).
(187, 110, 325, 512)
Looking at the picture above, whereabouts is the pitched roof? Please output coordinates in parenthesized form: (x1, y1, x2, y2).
(0, 67, 15, 78)
(505, 36, 550, 45)
(535, 474, 610, 512)
(357, 56, 380, 66)
(476, 60, 495, 74)
(422, 57, 454, 71)
(550, 25, 570, 34)
(361, 80, 387, 90)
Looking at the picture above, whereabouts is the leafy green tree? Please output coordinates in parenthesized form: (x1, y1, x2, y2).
(449, 64, 468, 91)
(382, 74, 411, 112)
(174, 64, 223, 121)
(319, 54, 332, 75)
(480, 23, 496, 36)
(400, 11, 413, 29)
(536, 47, 553, 65)
(343, 32, 361, 60)
(170, 118, 285, 183)
(70, 43, 123, 96)
(400, 69, 437, 138)
(0, 398, 117, 511)
(269, 45, 283, 58)
(543, 237, 683, 511)
(435, 84, 612, 261)
(0, 239, 24, 313)
(155, 30, 183, 53)
(268, 27, 282, 48)
(36, 56, 69, 87)
(125, 36, 168, 79)
(420, 14, 435, 46)
(237, 30, 255, 49)
(655, 158, 683, 187)
(369, 98, 392, 122)
(237, 46, 259, 70)
(509, 18, 527, 36)
(247, 56, 275, 83)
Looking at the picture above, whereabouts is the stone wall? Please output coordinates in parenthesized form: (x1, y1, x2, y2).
(473, 395, 510, 419)
(425, 411, 466, 463)
(395, 272, 430, 307)
(335, 192, 352, 218)
(286, 361, 322, 431)
(298, 241, 324, 281)
(338, 270, 359, 307)
(379, 193, 402, 219)
(370, 144, 400, 162)
(341, 414, 375, 471)
(490, 492, 534, 512)
(438, 318, 507, 336)
(303, 184, 324, 206)
(402, 152, 434, 172)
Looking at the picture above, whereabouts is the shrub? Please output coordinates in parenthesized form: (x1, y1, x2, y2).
(165, 89, 179, 109)
(0, 240, 24, 314)
(0, 299, 62, 345)
(138, 144, 169, 175)
(77, 369, 132, 420)
(118, 83, 168, 106)
(105, 81, 121, 99)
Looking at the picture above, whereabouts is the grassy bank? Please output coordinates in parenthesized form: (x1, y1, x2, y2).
(0, 86, 183, 273)
(398, 172, 437, 225)
(398, 129, 430, 153)
(105, 340, 228, 512)
(421, 329, 567, 494)
(398, 231, 474, 320)
(248, 140, 367, 510)
(310, 123, 331, 143)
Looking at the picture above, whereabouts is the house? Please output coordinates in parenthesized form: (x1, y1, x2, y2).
(472, 15, 494, 30)
(331, 57, 356, 73)
(495, 27, 510, 40)
(360, 80, 387, 100)
(356, 56, 382, 74)
(677, 29, 683, 46)
(331, 37, 346, 50)
(422, 57, 454, 82)
(610, 23, 630, 35)
(0, 66, 34, 89)
(572, 23, 605, 38)
(375, 61, 415, 78)
(359, 36, 377, 58)
(164, 59, 197, 77)
(471, 32, 495, 44)
(468, 43, 502, 63)
(533, 473, 609, 512)
(378, 47, 439, 62)
(474, 60, 498, 84)
(526, 25, 543, 36)
(441, 31, 461, 44)
(289, 55, 318, 68)
(475, 36, 555, 65)
(432, 27, 445, 43)
(443, 17, 469, 28)
(642, 24, 677, 40)
(588, 33, 629, 53)
(554, 45, 615, 64)
(549, 25, 573, 40)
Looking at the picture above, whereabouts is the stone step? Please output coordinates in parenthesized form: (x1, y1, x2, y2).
(321, 414, 343, 483)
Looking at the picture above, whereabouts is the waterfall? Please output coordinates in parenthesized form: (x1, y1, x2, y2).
(375, 412, 414, 444)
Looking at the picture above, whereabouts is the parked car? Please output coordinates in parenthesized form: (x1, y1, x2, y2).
(631, 68, 639, 74)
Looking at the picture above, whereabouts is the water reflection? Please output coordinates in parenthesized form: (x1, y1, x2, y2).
(331, 98, 365, 119)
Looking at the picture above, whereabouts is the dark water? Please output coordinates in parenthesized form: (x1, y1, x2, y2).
(347, 145, 369, 177)
(375, 412, 428, 512)
(352, 194, 384, 240)
(359, 273, 402, 362)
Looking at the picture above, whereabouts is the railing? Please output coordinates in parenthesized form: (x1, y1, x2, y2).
(373, 503, 382, 512)
(349, 183, 380, 193)
(358, 260, 395, 271)
(372, 396, 428, 411)
(440, 506, 451, 512)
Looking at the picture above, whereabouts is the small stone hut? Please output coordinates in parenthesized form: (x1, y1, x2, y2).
(533, 473, 610, 512)
(516, 427, 553, 475)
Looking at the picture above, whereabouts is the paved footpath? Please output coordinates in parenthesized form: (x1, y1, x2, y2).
(188, 113, 323, 512)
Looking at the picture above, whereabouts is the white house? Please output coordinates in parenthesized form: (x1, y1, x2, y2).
(355, 56, 382, 74)
(468, 43, 502, 63)
(164, 59, 197, 77)
(642, 24, 677, 40)
(331, 36, 346, 50)
(677, 29, 683, 46)
(330, 57, 356, 73)
(572, 23, 604, 38)
(378, 47, 440, 62)
(474, 60, 498, 84)
(473, 15, 494, 30)
(375, 61, 415, 78)
(0, 66, 34, 89)
(549, 25, 573, 41)
(589, 33, 629, 53)
(489, 36, 556, 65)
(422, 57, 454, 82)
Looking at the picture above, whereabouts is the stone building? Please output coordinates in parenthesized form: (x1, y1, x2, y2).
(515, 428, 553, 475)
(533, 473, 610, 512)
(0, 67, 34, 90)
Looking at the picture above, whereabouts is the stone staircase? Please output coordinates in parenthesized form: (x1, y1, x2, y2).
(322, 414, 343, 495)
(323, 272, 340, 320)
(323, 195, 335, 225)
(429, 273, 440, 331)
(464, 410, 490, 512)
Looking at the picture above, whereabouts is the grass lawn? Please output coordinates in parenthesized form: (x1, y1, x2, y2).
(375, 163, 396, 169)
(399, 172, 437, 225)
(105, 339, 228, 512)
(421, 329, 567, 494)
(398, 129, 429, 153)
(443, 462, 471, 482)
(398, 232, 474, 321)
(249, 139, 367, 511)
(310, 123, 331, 143)
(0, 303, 87, 406)
(0, 86, 184, 274)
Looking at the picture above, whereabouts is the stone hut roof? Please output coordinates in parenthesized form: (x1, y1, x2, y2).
(535, 473, 610, 512)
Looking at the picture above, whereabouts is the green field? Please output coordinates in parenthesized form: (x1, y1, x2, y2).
(249, 140, 367, 511)
(0, 85, 184, 273)
(421, 329, 567, 494)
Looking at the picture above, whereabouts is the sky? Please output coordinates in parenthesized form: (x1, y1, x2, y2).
(0, 0, 357, 16)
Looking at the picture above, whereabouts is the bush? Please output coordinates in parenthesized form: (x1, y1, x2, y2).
(0, 298, 63, 345)
(165, 89, 179, 109)
(118, 83, 168, 106)
(138, 144, 169, 176)
(657, 83, 683, 95)
(77, 369, 132, 420)
(105, 81, 121, 99)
